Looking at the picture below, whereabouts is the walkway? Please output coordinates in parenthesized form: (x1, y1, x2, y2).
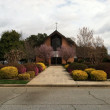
(27, 66, 76, 85)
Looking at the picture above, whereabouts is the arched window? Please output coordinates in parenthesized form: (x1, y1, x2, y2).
(51, 35, 62, 51)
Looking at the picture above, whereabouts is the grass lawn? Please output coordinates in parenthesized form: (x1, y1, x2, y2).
(0, 79, 29, 84)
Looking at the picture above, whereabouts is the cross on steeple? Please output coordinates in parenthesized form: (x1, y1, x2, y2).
(56, 22, 58, 30)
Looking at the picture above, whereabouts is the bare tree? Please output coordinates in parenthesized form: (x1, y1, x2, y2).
(89, 37, 107, 64)
(35, 44, 53, 64)
(58, 46, 75, 64)
(76, 27, 108, 64)
(5, 49, 24, 63)
(77, 27, 93, 61)
(24, 41, 36, 62)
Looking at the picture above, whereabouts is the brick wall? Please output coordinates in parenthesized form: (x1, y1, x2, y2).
(36, 35, 75, 65)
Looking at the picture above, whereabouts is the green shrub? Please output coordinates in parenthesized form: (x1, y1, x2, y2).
(0, 66, 18, 79)
(85, 68, 96, 74)
(7, 63, 26, 74)
(90, 70, 107, 81)
(72, 70, 88, 81)
(18, 73, 30, 80)
(95, 63, 110, 79)
(27, 71, 35, 78)
(67, 63, 88, 73)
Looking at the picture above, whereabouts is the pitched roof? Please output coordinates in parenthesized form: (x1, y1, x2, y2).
(47, 30, 76, 46)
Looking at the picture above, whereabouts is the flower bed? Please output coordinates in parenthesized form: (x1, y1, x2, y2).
(0, 62, 46, 82)
(65, 63, 107, 81)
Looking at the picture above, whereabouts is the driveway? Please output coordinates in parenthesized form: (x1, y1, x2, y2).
(28, 66, 76, 85)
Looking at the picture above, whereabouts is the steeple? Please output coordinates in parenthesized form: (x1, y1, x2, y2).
(55, 22, 58, 30)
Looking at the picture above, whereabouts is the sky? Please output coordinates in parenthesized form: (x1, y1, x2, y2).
(0, 0, 110, 53)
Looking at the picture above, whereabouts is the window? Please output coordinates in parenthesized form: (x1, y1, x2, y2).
(51, 35, 61, 51)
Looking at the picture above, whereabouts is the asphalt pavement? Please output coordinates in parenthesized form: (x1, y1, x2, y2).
(0, 87, 110, 110)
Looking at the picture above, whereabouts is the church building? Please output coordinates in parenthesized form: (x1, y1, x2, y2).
(36, 30, 76, 65)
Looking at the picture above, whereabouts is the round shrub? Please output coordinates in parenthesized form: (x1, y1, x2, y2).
(16, 65, 26, 74)
(90, 70, 107, 81)
(85, 68, 96, 74)
(34, 67, 39, 76)
(67, 63, 88, 73)
(0, 66, 18, 79)
(24, 63, 39, 75)
(14, 64, 26, 74)
(72, 70, 88, 81)
(64, 64, 69, 69)
(36, 64, 43, 72)
(94, 63, 110, 79)
(37, 62, 46, 70)
(6, 63, 26, 74)
(18, 73, 30, 80)
(27, 71, 35, 78)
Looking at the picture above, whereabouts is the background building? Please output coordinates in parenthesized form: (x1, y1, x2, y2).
(36, 30, 76, 65)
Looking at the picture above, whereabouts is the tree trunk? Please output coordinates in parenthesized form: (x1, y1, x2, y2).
(66, 60, 68, 64)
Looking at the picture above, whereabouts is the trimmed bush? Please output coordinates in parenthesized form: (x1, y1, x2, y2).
(16, 65, 26, 74)
(27, 71, 35, 78)
(24, 63, 39, 75)
(18, 73, 30, 80)
(14, 64, 26, 74)
(36, 64, 43, 72)
(34, 67, 39, 76)
(72, 70, 88, 81)
(90, 70, 107, 81)
(94, 63, 110, 79)
(67, 63, 88, 73)
(37, 62, 46, 70)
(85, 68, 96, 74)
(64, 64, 69, 69)
(0, 66, 18, 79)
(6, 63, 26, 74)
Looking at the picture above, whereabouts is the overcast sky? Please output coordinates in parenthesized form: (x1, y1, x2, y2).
(0, 0, 110, 53)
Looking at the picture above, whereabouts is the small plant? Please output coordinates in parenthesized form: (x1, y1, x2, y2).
(15, 65, 26, 74)
(72, 70, 88, 81)
(64, 64, 69, 69)
(24, 63, 39, 75)
(37, 62, 46, 70)
(95, 63, 110, 79)
(18, 73, 30, 80)
(0, 66, 18, 79)
(6, 63, 26, 74)
(27, 71, 35, 78)
(67, 63, 88, 72)
(36, 64, 43, 72)
(90, 70, 107, 81)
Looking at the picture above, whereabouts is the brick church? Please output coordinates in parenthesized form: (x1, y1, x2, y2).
(36, 30, 76, 65)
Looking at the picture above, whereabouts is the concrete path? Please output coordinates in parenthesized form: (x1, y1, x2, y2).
(27, 66, 76, 85)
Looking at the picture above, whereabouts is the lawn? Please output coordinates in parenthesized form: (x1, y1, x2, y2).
(0, 79, 29, 84)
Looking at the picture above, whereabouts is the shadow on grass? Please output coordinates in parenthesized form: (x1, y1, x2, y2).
(0, 79, 29, 84)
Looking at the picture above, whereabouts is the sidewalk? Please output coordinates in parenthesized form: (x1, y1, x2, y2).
(27, 66, 76, 85)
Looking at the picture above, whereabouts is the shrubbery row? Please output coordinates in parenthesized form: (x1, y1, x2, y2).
(0, 62, 46, 80)
(64, 63, 107, 81)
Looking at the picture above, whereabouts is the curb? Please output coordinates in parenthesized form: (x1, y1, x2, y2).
(0, 84, 110, 87)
